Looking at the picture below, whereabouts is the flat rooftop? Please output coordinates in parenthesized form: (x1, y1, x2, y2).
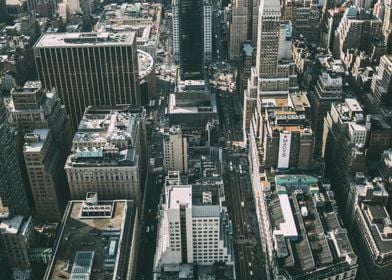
(168, 93, 217, 114)
(0, 215, 31, 235)
(361, 202, 392, 254)
(45, 199, 133, 280)
(73, 111, 137, 146)
(35, 32, 135, 48)
(24, 129, 49, 153)
(168, 185, 192, 209)
(268, 178, 356, 276)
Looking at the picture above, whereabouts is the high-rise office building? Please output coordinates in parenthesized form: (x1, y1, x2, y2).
(203, 0, 212, 63)
(163, 126, 188, 173)
(64, 106, 146, 205)
(282, 0, 321, 43)
(320, 6, 346, 51)
(44, 193, 139, 280)
(0, 99, 29, 216)
(243, 0, 296, 139)
(5, 81, 72, 222)
(154, 171, 233, 275)
(229, 0, 259, 60)
(384, 0, 392, 53)
(309, 72, 343, 158)
(365, 115, 392, 160)
(172, 0, 211, 79)
(0, 216, 34, 278)
(333, 6, 383, 59)
(256, 0, 281, 79)
(256, 4, 295, 96)
(370, 54, 392, 112)
(34, 32, 140, 130)
(322, 99, 368, 175)
(23, 130, 69, 222)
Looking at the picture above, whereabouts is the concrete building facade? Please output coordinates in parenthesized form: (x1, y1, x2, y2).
(0, 216, 34, 272)
(163, 126, 188, 174)
(0, 98, 29, 217)
(333, 6, 383, 59)
(5, 81, 72, 222)
(309, 72, 343, 158)
(65, 106, 146, 205)
(229, 0, 259, 60)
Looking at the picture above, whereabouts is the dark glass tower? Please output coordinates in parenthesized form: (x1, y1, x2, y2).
(34, 32, 140, 130)
(178, 0, 203, 80)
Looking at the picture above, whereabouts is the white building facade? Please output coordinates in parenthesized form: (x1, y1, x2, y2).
(163, 126, 188, 173)
(154, 172, 233, 275)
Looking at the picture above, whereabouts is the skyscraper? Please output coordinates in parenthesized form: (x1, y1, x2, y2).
(34, 32, 140, 130)
(172, 0, 211, 79)
(5, 81, 72, 222)
(256, 3, 295, 96)
(203, 0, 212, 63)
(0, 216, 34, 273)
(333, 6, 383, 59)
(384, 0, 392, 53)
(0, 99, 29, 216)
(310, 72, 343, 158)
(256, 0, 281, 79)
(370, 54, 392, 112)
(229, 0, 260, 60)
(243, 0, 295, 139)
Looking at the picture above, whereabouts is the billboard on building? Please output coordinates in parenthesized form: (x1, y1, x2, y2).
(277, 131, 291, 169)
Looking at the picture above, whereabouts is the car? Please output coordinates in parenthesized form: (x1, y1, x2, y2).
(146, 226, 150, 233)
(148, 208, 152, 213)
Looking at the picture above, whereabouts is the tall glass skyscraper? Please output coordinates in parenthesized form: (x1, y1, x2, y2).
(173, 0, 211, 80)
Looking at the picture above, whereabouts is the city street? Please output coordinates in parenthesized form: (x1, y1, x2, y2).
(135, 120, 165, 280)
(217, 75, 266, 279)
(223, 155, 266, 280)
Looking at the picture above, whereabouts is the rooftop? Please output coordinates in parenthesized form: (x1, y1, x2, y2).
(23, 129, 49, 153)
(268, 176, 357, 277)
(0, 215, 31, 235)
(168, 92, 217, 115)
(167, 185, 192, 209)
(35, 32, 135, 48)
(362, 202, 392, 253)
(265, 109, 311, 134)
(95, 3, 161, 33)
(137, 49, 154, 79)
(333, 98, 365, 123)
(45, 198, 135, 280)
(66, 107, 143, 168)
